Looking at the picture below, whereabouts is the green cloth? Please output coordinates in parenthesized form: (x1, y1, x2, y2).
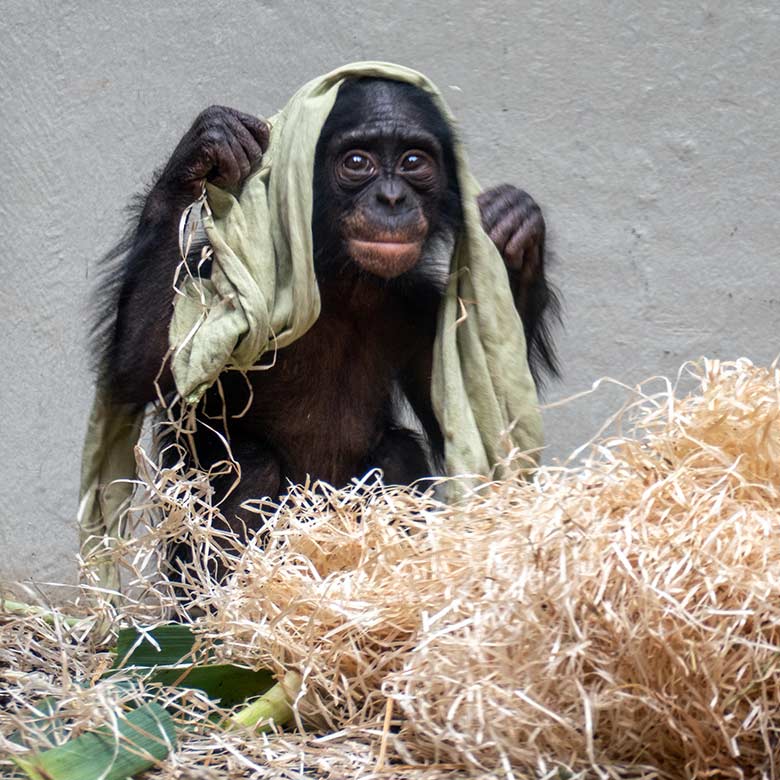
(79, 62, 543, 587)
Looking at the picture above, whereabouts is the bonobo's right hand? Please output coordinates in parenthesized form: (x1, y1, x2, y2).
(158, 106, 270, 197)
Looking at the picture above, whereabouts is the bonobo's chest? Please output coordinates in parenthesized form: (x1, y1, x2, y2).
(214, 278, 438, 481)
(248, 280, 432, 410)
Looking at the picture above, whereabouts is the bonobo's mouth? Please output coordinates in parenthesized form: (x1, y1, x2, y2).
(348, 239, 423, 279)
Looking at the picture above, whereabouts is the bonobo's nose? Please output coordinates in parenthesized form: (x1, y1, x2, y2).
(376, 179, 407, 208)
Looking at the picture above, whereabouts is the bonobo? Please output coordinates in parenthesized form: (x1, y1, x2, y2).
(95, 78, 558, 534)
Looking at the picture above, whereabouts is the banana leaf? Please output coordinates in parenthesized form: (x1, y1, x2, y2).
(11, 702, 176, 780)
(11, 624, 294, 780)
(111, 624, 275, 707)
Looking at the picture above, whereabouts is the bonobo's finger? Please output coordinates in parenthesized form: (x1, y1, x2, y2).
(223, 113, 264, 170)
(478, 185, 518, 232)
(505, 221, 542, 272)
(480, 185, 539, 221)
(225, 132, 252, 182)
(512, 239, 541, 281)
(477, 182, 516, 211)
(477, 188, 505, 229)
(507, 207, 545, 270)
(208, 135, 242, 188)
(489, 208, 523, 257)
(229, 108, 270, 153)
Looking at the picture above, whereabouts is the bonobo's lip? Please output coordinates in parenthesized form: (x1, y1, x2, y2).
(350, 239, 420, 252)
(348, 239, 422, 279)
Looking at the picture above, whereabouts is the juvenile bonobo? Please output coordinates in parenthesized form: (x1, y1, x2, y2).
(96, 78, 558, 537)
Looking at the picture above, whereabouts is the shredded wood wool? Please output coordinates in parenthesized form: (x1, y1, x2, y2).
(2, 358, 780, 779)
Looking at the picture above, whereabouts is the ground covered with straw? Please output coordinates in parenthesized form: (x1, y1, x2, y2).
(3, 358, 780, 779)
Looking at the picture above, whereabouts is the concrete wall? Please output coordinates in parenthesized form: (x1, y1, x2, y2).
(2, 1, 779, 591)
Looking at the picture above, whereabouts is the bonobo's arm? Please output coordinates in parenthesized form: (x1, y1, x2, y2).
(478, 184, 560, 382)
(102, 107, 269, 404)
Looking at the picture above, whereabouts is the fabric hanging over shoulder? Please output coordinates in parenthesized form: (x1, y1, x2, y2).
(79, 61, 543, 589)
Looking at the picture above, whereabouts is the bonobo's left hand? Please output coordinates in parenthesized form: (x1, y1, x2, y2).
(478, 184, 545, 282)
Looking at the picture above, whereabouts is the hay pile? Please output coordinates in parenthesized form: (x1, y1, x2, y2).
(3, 358, 780, 779)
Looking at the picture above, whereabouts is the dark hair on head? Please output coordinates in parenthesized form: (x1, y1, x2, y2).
(326, 78, 454, 138)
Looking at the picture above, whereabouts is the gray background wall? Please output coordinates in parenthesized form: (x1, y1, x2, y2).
(2, 1, 779, 592)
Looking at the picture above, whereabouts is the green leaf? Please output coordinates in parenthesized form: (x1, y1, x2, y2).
(12, 702, 176, 780)
(7, 697, 64, 748)
(113, 624, 203, 668)
(111, 624, 275, 707)
(144, 664, 275, 708)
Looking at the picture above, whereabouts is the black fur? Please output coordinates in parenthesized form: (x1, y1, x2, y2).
(91, 79, 560, 548)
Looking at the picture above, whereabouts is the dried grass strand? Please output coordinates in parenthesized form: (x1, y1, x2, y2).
(3, 358, 780, 779)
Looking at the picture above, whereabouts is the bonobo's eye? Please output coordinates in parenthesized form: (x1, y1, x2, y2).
(397, 150, 437, 187)
(337, 150, 377, 186)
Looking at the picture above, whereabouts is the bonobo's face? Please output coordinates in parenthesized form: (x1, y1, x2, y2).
(313, 79, 461, 280)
